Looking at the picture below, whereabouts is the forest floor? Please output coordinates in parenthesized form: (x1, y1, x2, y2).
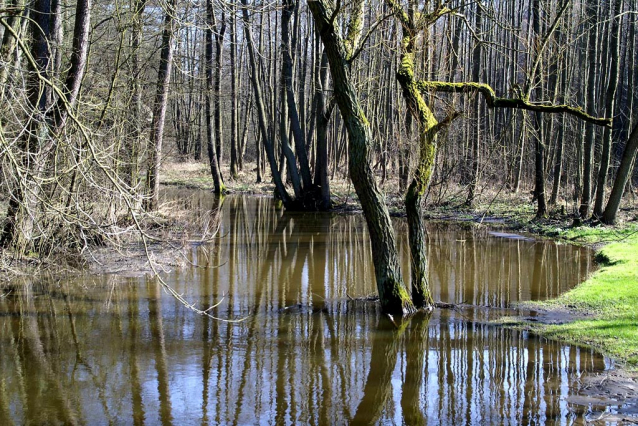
(162, 160, 638, 372)
(161, 159, 638, 231)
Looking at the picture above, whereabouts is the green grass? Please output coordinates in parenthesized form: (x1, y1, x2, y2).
(522, 225, 638, 369)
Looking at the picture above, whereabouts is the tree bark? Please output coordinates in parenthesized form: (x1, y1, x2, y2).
(282, 0, 313, 190)
(229, 6, 239, 179)
(241, 0, 292, 206)
(214, 11, 226, 172)
(389, 0, 440, 309)
(603, 123, 638, 224)
(205, 0, 225, 195)
(144, 0, 176, 211)
(593, 0, 622, 217)
(309, 0, 415, 315)
(580, 0, 600, 218)
(313, 48, 332, 210)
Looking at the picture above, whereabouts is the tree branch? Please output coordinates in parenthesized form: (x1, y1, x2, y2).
(418, 81, 612, 127)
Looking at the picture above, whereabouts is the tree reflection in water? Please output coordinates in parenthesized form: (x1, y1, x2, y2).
(0, 193, 613, 425)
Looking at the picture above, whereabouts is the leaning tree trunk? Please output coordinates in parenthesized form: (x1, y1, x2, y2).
(309, 0, 415, 315)
(144, 0, 176, 211)
(282, 0, 313, 190)
(593, 0, 622, 218)
(603, 123, 638, 224)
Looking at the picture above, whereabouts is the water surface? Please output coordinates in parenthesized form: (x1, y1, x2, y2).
(0, 193, 623, 425)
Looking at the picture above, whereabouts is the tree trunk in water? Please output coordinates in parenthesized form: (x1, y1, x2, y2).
(314, 49, 332, 210)
(282, 0, 313, 191)
(229, 8, 239, 179)
(309, 0, 415, 315)
(391, 0, 437, 309)
(603, 123, 638, 224)
(205, 0, 225, 195)
(144, 0, 175, 211)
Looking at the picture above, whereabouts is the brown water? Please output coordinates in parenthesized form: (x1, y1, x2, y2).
(0, 193, 625, 425)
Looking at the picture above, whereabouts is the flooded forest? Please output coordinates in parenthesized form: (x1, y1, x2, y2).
(1, 0, 638, 423)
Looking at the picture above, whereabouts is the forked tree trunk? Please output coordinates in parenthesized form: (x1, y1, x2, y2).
(282, 0, 313, 190)
(390, 0, 438, 309)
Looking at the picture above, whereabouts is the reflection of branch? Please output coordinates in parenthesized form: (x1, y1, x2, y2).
(418, 81, 612, 127)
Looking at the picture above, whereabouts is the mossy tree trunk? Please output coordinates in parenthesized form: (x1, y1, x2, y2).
(309, 0, 415, 315)
(388, 0, 452, 309)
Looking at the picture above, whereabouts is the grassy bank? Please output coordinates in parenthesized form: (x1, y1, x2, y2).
(515, 225, 638, 369)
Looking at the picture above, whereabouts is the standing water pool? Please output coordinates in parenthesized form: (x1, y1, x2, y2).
(0, 192, 628, 425)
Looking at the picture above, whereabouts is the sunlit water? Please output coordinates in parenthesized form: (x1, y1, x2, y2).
(0, 192, 626, 425)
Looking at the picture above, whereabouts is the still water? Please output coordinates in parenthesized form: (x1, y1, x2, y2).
(0, 192, 620, 425)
